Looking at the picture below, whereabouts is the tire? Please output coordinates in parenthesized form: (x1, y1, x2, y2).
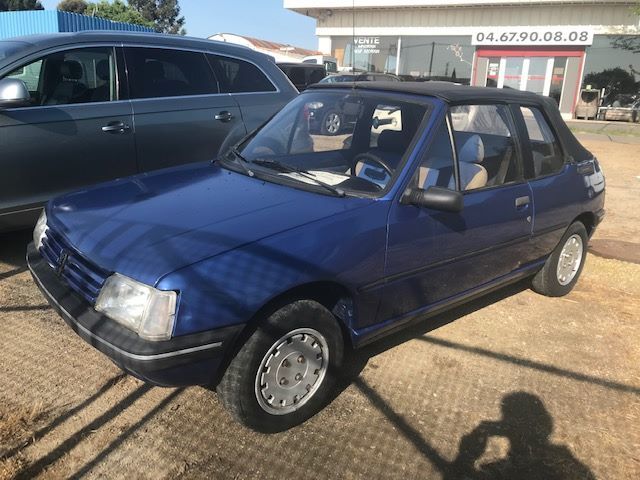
(532, 222, 588, 297)
(320, 110, 342, 136)
(216, 300, 344, 432)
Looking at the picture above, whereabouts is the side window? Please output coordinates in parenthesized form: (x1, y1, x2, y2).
(4, 47, 115, 106)
(450, 104, 520, 191)
(520, 106, 564, 177)
(206, 54, 276, 93)
(126, 47, 218, 99)
(409, 120, 456, 190)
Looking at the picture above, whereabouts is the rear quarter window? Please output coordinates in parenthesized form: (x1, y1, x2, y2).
(207, 54, 276, 93)
(520, 106, 565, 178)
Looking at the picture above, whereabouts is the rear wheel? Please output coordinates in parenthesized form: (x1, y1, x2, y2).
(532, 222, 588, 297)
(320, 110, 342, 136)
(217, 300, 344, 432)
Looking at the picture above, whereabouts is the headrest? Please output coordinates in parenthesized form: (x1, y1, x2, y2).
(377, 130, 408, 153)
(95, 59, 110, 81)
(60, 60, 83, 80)
(459, 134, 484, 164)
(144, 60, 165, 80)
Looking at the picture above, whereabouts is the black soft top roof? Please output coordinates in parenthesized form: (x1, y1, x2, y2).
(309, 81, 592, 162)
(311, 81, 544, 105)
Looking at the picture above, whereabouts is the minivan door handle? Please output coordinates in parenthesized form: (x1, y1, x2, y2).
(515, 196, 530, 209)
(214, 111, 234, 122)
(101, 121, 131, 134)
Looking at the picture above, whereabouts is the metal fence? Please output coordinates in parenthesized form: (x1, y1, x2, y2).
(0, 10, 153, 40)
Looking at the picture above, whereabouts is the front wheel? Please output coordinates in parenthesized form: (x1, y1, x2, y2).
(532, 221, 588, 297)
(217, 300, 344, 432)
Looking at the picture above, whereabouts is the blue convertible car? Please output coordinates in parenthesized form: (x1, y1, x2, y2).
(28, 82, 605, 431)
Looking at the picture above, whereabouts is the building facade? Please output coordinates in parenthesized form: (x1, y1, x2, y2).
(284, 0, 640, 117)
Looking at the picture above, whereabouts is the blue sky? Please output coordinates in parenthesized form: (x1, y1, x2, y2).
(40, 0, 319, 49)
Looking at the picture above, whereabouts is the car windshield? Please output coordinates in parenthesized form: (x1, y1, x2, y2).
(221, 90, 431, 196)
(0, 41, 26, 61)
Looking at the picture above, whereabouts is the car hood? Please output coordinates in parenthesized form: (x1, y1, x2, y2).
(48, 163, 372, 286)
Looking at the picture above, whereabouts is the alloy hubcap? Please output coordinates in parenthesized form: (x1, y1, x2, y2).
(556, 234, 584, 286)
(325, 113, 341, 133)
(255, 328, 328, 415)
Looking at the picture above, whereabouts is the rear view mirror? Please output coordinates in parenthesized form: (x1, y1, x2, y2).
(0, 78, 31, 110)
(401, 186, 464, 213)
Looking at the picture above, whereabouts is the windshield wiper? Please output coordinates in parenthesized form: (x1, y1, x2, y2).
(229, 147, 255, 177)
(251, 159, 345, 197)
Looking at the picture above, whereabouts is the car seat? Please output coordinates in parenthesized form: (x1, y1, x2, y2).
(44, 60, 87, 105)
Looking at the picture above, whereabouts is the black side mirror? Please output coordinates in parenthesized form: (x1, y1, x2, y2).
(401, 186, 464, 213)
(0, 78, 31, 110)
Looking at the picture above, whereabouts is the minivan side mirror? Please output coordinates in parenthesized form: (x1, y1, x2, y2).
(0, 78, 31, 110)
(401, 186, 464, 213)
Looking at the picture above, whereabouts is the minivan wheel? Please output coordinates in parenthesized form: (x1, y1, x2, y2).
(532, 221, 588, 297)
(216, 300, 344, 432)
(320, 110, 342, 136)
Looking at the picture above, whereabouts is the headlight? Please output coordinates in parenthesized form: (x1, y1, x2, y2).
(95, 273, 177, 341)
(33, 210, 48, 250)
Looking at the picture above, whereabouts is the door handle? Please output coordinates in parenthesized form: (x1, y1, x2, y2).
(214, 111, 234, 122)
(515, 196, 530, 208)
(101, 121, 130, 134)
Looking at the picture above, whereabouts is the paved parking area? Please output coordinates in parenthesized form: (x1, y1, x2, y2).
(0, 138, 638, 480)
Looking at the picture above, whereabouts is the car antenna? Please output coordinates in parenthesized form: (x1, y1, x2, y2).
(350, 0, 356, 89)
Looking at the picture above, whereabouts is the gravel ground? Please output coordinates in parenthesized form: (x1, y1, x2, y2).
(0, 137, 638, 480)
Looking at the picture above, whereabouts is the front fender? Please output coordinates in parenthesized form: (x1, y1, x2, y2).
(158, 199, 389, 337)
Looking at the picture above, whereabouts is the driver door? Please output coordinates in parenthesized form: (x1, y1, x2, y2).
(379, 109, 533, 323)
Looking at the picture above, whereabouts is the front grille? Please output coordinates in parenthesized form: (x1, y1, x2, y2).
(40, 227, 108, 304)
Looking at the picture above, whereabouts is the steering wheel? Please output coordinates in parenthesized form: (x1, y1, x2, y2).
(351, 152, 394, 177)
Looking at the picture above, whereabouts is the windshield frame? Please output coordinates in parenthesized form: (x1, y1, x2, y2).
(219, 88, 435, 199)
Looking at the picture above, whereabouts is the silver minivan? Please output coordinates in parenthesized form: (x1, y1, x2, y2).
(0, 32, 297, 231)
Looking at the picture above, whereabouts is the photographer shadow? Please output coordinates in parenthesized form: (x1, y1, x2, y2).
(447, 392, 596, 480)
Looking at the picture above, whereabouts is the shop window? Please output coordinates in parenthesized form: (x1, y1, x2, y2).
(450, 105, 520, 191)
(520, 106, 564, 177)
(398, 36, 473, 83)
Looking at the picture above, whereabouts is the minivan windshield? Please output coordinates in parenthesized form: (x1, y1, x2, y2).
(221, 91, 430, 196)
(0, 41, 27, 61)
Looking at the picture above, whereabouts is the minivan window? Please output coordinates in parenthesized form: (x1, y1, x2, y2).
(125, 47, 218, 99)
(3, 47, 116, 106)
(207, 54, 276, 93)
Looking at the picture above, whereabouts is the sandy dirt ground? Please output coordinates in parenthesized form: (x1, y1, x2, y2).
(0, 137, 638, 480)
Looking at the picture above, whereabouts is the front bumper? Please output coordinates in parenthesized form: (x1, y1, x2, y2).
(27, 243, 243, 387)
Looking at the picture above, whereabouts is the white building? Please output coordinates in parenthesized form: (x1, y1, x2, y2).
(208, 33, 321, 63)
(284, 0, 640, 116)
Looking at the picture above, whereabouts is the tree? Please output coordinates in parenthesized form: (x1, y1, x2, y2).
(86, 0, 154, 28)
(0, 0, 44, 10)
(57, 0, 88, 14)
(129, 0, 185, 35)
(584, 67, 639, 97)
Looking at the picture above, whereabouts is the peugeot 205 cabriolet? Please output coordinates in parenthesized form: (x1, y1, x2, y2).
(28, 82, 605, 432)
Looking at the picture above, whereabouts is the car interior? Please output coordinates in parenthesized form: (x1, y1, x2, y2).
(8, 49, 115, 106)
(240, 93, 427, 193)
